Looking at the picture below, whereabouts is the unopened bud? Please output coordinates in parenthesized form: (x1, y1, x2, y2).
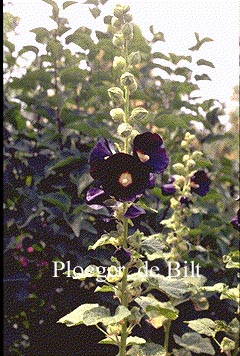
(174, 175, 185, 188)
(113, 56, 126, 71)
(112, 33, 124, 47)
(111, 16, 122, 29)
(123, 13, 132, 23)
(184, 132, 195, 142)
(120, 72, 135, 87)
(117, 123, 133, 137)
(192, 151, 203, 160)
(129, 80, 138, 93)
(130, 107, 148, 121)
(181, 140, 188, 149)
(170, 197, 179, 209)
(110, 108, 126, 122)
(113, 5, 124, 18)
(128, 51, 141, 66)
(183, 154, 190, 163)
(108, 87, 125, 104)
(187, 159, 196, 168)
(172, 163, 185, 174)
(122, 23, 133, 40)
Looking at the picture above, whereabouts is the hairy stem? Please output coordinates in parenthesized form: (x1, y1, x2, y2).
(163, 319, 171, 356)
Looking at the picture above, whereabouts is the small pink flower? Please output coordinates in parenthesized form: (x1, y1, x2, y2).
(19, 256, 28, 267)
(37, 260, 48, 267)
(16, 243, 22, 250)
(27, 246, 34, 253)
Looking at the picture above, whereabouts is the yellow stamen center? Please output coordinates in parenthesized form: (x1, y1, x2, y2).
(118, 172, 133, 187)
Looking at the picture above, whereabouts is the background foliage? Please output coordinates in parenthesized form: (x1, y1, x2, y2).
(3, 0, 239, 355)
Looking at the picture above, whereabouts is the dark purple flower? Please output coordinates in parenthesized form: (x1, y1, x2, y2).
(113, 247, 131, 265)
(90, 151, 151, 202)
(124, 205, 146, 219)
(231, 210, 240, 231)
(133, 132, 169, 173)
(86, 187, 110, 210)
(190, 170, 210, 196)
(180, 196, 192, 207)
(89, 138, 116, 179)
(162, 176, 176, 196)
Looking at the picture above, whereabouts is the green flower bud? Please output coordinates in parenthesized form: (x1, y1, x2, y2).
(130, 107, 148, 121)
(112, 33, 124, 47)
(181, 140, 188, 149)
(111, 16, 122, 29)
(117, 123, 133, 137)
(172, 163, 185, 174)
(192, 151, 203, 159)
(113, 56, 126, 71)
(107, 324, 122, 335)
(184, 132, 196, 142)
(122, 23, 133, 40)
(170, 197, 179, 209)
(129, 80, 138, 93)
(123, 13, 132, 23)
(183, 154, 190, 163)
(108, 87, 125, 104)
(113, 5, 124, 18)
(187, 159, 196, 168)
(120, 72, 135, 87)
(128, 51, 141, 66)
(110, 108, 126, 122)
(174, 175, 185, 188)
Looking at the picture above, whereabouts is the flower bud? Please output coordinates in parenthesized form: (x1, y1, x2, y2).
(122, 23, 133, 40)
(183, 154, 190, 163)
(174, 175, 185, 188)
(192, 151, 203, 160)
(113, 5, 124, 18)
(110, 108, 126, 122)
(108, 87, 125, 104)
(170, 197, 179, 209)
(111, 16, 122, 29)
(120, 72, 135, 87)
(117, 123, 133, 137)
(107, 324, 122, 335)
(172, 163, 185, 174)
(128, 51, 141, 66)
(181, 140, 188, 149)
(130, 107, 148, 121)
(112, 33, 124, 47)
(113, 56, 126, 71)
(123, 13, 132, 23)
(187, 159, 196, 168)
(184, 132, 195, 142)
(129, 80, 138, 93)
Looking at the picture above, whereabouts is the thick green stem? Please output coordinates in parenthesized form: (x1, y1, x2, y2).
(163, 319, 171, 356)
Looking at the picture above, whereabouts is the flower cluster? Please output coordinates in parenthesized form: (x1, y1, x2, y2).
(87, 132, 169, 218)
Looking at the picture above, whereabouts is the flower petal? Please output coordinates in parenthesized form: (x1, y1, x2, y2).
(124, 204, 146, 219)
(190, 170, 210, 196)
(133, 132, 169, 173)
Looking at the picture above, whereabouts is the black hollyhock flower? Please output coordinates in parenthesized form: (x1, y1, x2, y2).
(90, 148, 151, 202)
(231, 210, 240, 231)
(133, 132, 169, 173)
(190, 170, 210, 196)
(162, 176, 176, 196)
(114, 247, 131, 265)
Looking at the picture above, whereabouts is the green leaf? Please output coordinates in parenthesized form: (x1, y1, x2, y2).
(169, 53, 192, 64)
(89, 7, 101, 18)
(141, 235, 165, 261)
(82, 305, 111, 325)
(88, 232, 120, 250)
(186, 318, 216, 337)
(98, 338, 116, 345)
(63, 1, 77, 9)
(146, 303, 179, 321)
(195, 74, 211, 81)
(152, 52, 169, 61)
(189, 33, 213, 51)
(30, 27, 50, 43)
(174, 333, 215, 355)
(196, 59, 215, 68)
(47, 156, 82, 172)
(84, 0, 98, 4)
(127, 342, 165, 356)
(223, 251, 240, 269)
(57, 303, 99, 326)
(95, 285, 115, 293)
(220, 337, 235, 353)
(41, 192, 71, 212)
(220, 285, 240, 304)
(65, 27, 93, 50)
(147, 274, 190, 299)
(152, 31, 165, 42)
(126, 336, 146, 346)
(18, 45, 39, 56)
(43, 0, 59, 20)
